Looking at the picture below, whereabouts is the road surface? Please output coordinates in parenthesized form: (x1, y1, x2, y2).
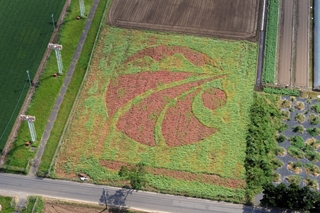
(294, 0, 309, 87)
(278, 0, 294, 86)
(0, 173, 285, 213)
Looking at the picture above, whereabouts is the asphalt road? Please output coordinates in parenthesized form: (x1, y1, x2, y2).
(294, 0, 309, 87)
(0, 173, 286, 213)
(278, 0, 294, 86)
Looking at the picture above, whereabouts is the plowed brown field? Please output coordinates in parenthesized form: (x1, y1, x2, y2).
(107, 0, 261, 41)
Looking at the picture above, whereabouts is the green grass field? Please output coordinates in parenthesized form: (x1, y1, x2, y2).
(54, 26, 258, 202)
(4, 0, 101, 169)
(0, 0, 65, 151)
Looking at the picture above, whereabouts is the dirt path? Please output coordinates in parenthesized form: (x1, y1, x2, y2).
(294, 0, 309, 88)
(278, 0, 294, 86)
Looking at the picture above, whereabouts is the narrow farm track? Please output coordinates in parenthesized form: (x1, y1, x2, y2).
(294, 0, 309, 88)
(28, 0, 101, 175)
(278, 0, 294, 86)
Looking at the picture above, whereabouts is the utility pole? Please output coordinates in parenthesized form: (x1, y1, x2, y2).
(48, 43, 63, 75)
(51, 14, 55, 30)
(26, 70, 31, 87)
(79, 0, 85, 17)
(20, 115, 37, 142)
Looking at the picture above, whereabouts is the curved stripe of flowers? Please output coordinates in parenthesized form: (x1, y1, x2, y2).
(154, 87, 203, 146)
(191, 88, 228, 130)
(105, 75, 217, 144)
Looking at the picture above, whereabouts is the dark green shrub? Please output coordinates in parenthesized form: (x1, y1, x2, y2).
(311, 104, 320, 113)
(276, 134, 286, 143)
(288, 146, 304, 159)
(305, 150, 320, 162)
(293, 125, 304, 133)
(307, 128, 320, 136)
(271, 158, 283, 169)
(289, 136, 305, 149)
(309, 114, 320, 125)
(278, 123, 289, 132)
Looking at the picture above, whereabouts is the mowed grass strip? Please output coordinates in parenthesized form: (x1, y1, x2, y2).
(54, 25, 257, 202)
(38, 0, 110, 176)
(0, 0, 65, 151)
(4, 0, 98, 168)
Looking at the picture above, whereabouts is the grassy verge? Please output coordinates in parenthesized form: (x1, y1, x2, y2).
(262, 0, 280, 83)
(4, 0, 95, 168)
(0, 196, 14, 213)
(37, 0, 110, 176)
(263, 86, 300, 96)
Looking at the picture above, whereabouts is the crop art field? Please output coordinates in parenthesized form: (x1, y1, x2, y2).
(0, 0, 65, 151)
(55, 27, 257, 202)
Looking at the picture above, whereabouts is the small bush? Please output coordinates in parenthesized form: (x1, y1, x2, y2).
(309, 114, 320, 125)
(294, 113, 305, 123)
(289, 136, 305, 149)
(304, 163, 320, 176)
(271, 158, 283, 169)
(274, 146, 286, 156)
(281, 110, 290, 120)
(286, 175, 302, 185)
(278, 123, 289, 132)
(280, 100, 292, 108)
(304, 150, 320, 162)
(287, 161, 303, 173)
(311, 104, 320, 113)
(295, 101, 305, 110)
(307, 127, 320, 136)
(287, 146, 304, 159)
(292, 125, 304, 133)
(305, 138, 320, 149)
(304, 177, 318, 190)
(276, 134, 286, 143)
(272, 172, 281, 182)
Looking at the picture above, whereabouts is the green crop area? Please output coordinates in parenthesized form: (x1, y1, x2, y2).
(54, 26, 258, 202)
(262, 0, 280, 84)
(0, 0, 65, 151)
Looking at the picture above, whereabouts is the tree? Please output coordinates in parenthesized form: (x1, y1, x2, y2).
(119, 163, 146, 190)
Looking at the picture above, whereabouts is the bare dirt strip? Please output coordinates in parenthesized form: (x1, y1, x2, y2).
(294, 0, 309, 88)
(278, 0, 294, 86)
(107, 0, 260, 41)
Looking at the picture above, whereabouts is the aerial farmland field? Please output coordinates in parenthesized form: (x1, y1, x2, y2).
(0, 0, 65, 151)
(55, 26, 258, 202)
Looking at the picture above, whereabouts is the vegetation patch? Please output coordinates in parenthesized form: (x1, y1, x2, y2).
(304, 163, 320, 176)
(289, 136, 305, 149)
(287, 146, 304, 159)
(294, 113, 306, 123)
(262, 0, 280, 84)
(307, 127, 320, 136)
(274, 146, 286, 156)
(272, 172, 281, 182)
(304, 177, 319, 190)
(264, 87, 299, 96)
(279, 100, 292, 108)
(292, 125, 304, 133)
(286, 175, 302, 185)
(294, 101, 305, 110)
(271, 158, 283, 170)
(309, 114, 320, 125)
(306, 138, 320, 149)
(276, 134, 286, 143)
(287, 161, 302, 174)
(281, 110, 290, 120)
(311, 104, 320, 113)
